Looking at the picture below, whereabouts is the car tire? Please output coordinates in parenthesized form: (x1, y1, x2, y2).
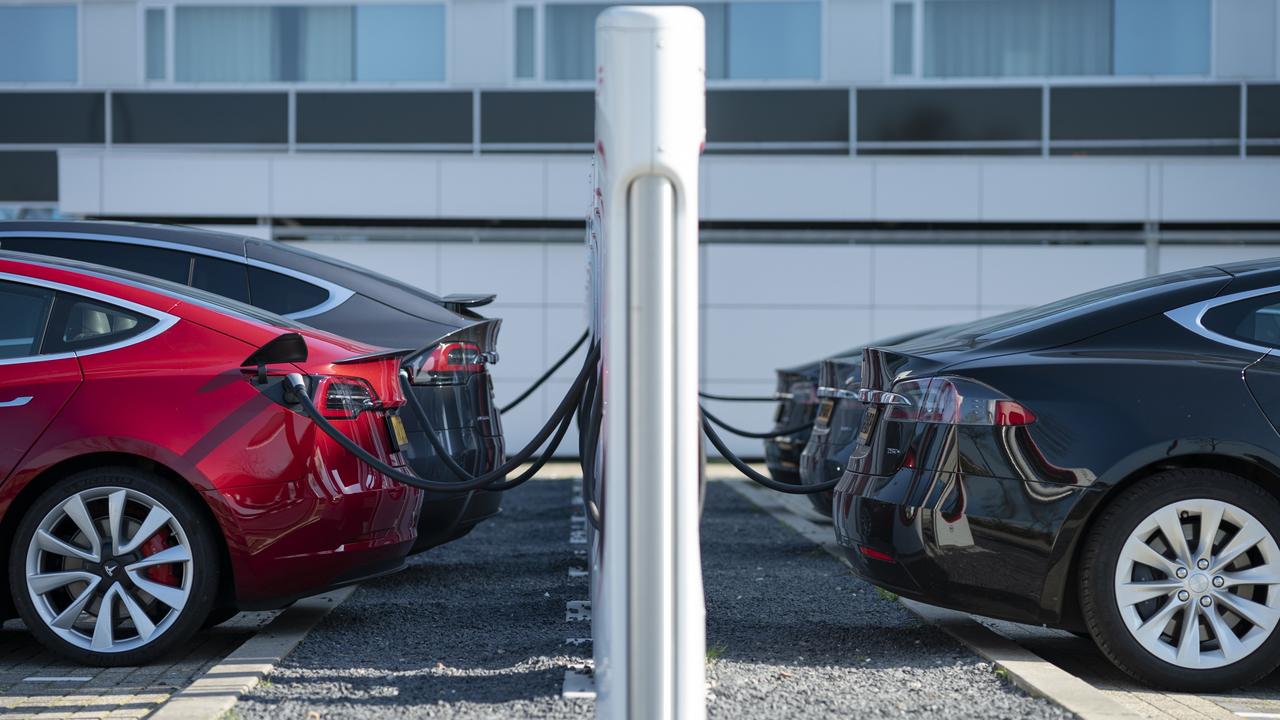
(9, 467, 219, 666)
(1080, 469, 1280, 691)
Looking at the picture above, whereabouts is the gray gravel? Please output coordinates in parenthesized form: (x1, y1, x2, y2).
(237, 479, 1070, 719)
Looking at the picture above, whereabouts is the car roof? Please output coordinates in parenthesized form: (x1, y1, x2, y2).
(0, 220, 250, 256)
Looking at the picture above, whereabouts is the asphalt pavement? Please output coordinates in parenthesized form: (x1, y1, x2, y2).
(236, 478, 1068, 719)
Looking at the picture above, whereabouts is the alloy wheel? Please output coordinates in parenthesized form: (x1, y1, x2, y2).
(24, 486, 193, 654)
(1115, 498, 1280, 669)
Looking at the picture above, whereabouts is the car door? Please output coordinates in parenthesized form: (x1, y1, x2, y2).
(0, 280, 82, 481)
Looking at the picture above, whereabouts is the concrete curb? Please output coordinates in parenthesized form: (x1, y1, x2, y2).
(723, 476, 1142, 720)
(148, 586, 356, 720)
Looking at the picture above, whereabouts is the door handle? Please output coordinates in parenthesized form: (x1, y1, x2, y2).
(0, 396, 32, 408)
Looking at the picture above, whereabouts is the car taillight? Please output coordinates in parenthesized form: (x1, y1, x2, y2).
(412, 342, 484, 384)
(884, 376, 1036, 427)
(318, 376, 378, 419)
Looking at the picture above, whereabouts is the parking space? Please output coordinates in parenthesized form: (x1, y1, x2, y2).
(0, 612, 275, 719)
(727, 467, 1280, 720)
(231, 470, 1064, 719)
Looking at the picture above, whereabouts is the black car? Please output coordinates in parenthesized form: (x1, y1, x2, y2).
(835, 259, 1280, 690)
(763, 362, 823, 483)
(0, 221, 504, 552)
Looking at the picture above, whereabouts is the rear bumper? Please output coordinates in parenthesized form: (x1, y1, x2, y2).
(832, 466, 1093, 627)
(763, 436, 805, 485)
(207, 476, 420, 608)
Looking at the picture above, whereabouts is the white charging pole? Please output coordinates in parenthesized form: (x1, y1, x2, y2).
(590, 7, 706, 720)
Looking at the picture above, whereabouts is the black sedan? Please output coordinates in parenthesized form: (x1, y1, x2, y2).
(0, 220, 504, 552)
(835, 259, 1280, 690)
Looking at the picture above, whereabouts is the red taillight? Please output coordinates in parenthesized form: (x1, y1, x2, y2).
(859, 545, 896, 563)
(884, 376, 1035, 427)
(994, 400, 1036, 426)
(412, 341, 484, 384)
(318, 376, 378, 419)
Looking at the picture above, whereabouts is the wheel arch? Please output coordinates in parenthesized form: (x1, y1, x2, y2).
(0, 452, 238, 620)
(1052, 448, 1280, 631)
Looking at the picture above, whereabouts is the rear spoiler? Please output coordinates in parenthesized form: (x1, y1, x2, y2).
(441, 293, 496, 313)
(333, 347, 417, 365)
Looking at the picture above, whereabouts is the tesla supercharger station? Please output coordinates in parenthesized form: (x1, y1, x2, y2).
(588, 7, 706, 720)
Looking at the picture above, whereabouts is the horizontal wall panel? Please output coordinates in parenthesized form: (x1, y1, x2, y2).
(297, 92, 472, 144)
(0, 151, 57, 201)
(707, 89, 849, 143)
(1248, 84, 1280, 139)
(480, 91, 592, 144)
(0, 93, 104, 143)
(1051, 85, 1240, 141)
(857, 88, 1041, 142)
(112, 93, 288, 144)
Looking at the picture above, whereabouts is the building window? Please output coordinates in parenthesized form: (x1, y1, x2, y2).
(543, 1, 821, 82)
(891, 2, 913, 76)
(0, 5, 78, 82)
(898, 0, 1210, 80)
(173, 4, 445, 83)
(515, 6, 536, 79)
(145, 8, 168, 81)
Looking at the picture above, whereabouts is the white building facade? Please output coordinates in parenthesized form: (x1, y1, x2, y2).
(2, 0, 1280, 451)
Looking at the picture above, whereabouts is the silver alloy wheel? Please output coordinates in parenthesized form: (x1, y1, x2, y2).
(1115, 498, 1280, 669)
(24, 486, 193, 654)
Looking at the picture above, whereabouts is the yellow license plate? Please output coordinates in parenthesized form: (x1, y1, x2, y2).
(388, 414, 410, 448)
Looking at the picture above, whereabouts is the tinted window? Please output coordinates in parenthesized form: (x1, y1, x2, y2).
(0, 281, 55, 359)
(45, 295, 157, 353)
(248, 267, 328, 315)
(0, 152, 57, 202)
(112, 92, 288, 144)
(0, 237, 191, 284)
(192, 255, 250, 303)
(1203, 293, 1280, 349)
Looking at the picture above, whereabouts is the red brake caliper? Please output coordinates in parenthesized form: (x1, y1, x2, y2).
(139, 530, 178, 586)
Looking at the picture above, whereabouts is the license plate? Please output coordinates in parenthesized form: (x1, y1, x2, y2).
(816, 399, 834, 426)
(387, 414, 410, 449)
(856, 406, 879, 447)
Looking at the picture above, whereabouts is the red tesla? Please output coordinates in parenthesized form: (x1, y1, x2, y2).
(0, 251, 421, 665)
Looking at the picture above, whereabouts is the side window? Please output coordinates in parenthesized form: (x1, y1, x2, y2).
(0, 238, 191, 284)
(44, 294, 158, 354)
(1202, 293, 1280, 348)
(0, 281, 55, 360)
(247, 266, 328, 315)
(191, 255, 251, 304)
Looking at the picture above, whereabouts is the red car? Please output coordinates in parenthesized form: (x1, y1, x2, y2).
(0, 252, 421, 665)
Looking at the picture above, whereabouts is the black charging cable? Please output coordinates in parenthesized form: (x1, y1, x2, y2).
(579, 355, 604, 530)
(700, 412, 840, 494)
(701, 406, 812, 439)
(283, 342, 597, 493)
(698, 391, 777, 402)
(500, 329, 590, 414)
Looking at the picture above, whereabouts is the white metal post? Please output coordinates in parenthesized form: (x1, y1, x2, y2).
(589, 7, 706, 720)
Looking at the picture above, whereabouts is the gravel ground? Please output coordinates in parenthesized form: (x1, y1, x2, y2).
(237, 479, 1070, 719)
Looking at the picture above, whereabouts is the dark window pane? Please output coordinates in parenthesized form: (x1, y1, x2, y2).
(857, 88, 1040, 142)
(0, 281, 55, 359)
(0, 237, 191, 284)
(0, 152, 57, 202)
(192, 256, 250, 303)
(1051, 85, 1239, 141)
(248, 266, 328, 315)
(709, 89, 848, 143)
(45, 295, 157, 353)
(1248, 85, 1280, 140)
(1203, 293, 1280, 348)
(297, 92, 472, 144)
(481, 91, 592, 144)
(112, 92, 287, 144)
(0, 93, 104, 143)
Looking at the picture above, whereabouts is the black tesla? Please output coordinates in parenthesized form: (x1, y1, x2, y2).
(835, 259, 1280, 690)
(0, 220, 505, 552)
